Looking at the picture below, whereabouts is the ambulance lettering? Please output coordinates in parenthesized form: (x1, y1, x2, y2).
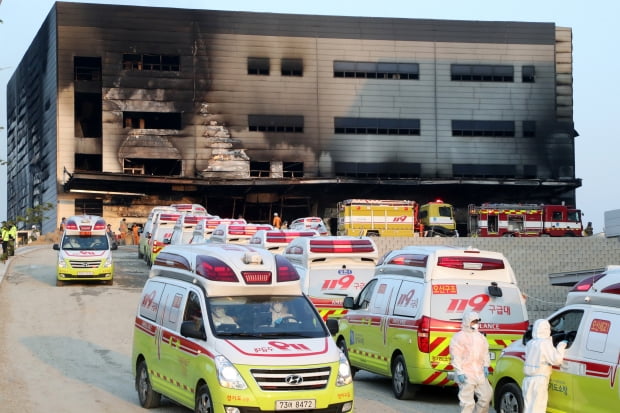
(271, 341, 312, 351)
(396, 289, 419, 310)
(446, 293, 490, 313)
(322, 274, 356, 290)
(548, 380, 569, 396)
(142, 290, 158, 312)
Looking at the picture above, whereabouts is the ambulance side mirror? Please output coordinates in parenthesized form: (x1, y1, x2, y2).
(326, 318, 339, 335)
(342, 296, 355, 309)
(53, 244, 60, 250)
(181, 320, 206, 341)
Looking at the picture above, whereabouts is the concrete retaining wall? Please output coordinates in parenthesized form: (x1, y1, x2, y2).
(372, 237, 620, 321)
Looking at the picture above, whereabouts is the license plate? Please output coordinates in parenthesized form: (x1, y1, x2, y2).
(77, 271, 93, 276)
(276, 399, 316, 410)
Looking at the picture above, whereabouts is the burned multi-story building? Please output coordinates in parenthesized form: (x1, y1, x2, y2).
(5, 2, 580, 233)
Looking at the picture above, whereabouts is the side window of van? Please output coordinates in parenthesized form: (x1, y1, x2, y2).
(356, 279, 377, 310)
(160, 284, 186, 331)
(549, 309, 584, 346)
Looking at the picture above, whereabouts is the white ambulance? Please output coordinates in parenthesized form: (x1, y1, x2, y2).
(491, 266, 620, 413)
(281, 236, 379, 320)
(249, 229, 319, 254)
(53, 215, 117, 286)
(139, 206, 176, 260)
(209, 223, 273, 245)
(169, 214, 213, 245)
(333, 245, 529, 399)
(289, 216, 329, 235)
(132, 244, 354, 413)
(189, 218, 246, 244)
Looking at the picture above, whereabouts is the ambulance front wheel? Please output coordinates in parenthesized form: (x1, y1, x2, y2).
(136, 359, 161, 408)
(195, 384, 213, 413)
(495, 381, 523, 413)
(391, 354, 417, 400)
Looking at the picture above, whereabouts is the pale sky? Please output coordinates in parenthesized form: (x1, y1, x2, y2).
(1, 0, 618, 233)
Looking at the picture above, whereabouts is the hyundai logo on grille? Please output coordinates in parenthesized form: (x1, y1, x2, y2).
(285, 375, 303, 385)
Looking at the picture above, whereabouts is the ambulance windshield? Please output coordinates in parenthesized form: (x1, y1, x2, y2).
(206, 295, 328, 338)
(61, 234, 109, 250)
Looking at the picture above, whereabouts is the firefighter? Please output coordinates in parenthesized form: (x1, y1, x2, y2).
(272, 213, 282, 229)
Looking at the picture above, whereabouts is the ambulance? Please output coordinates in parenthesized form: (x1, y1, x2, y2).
(249, 229, 319, 254)
(147, 212, 182, 266)
(53, 215, 117, 286)
(281, 236, 379, 320)
(189, 218, 246, 244)
(139, 206, 176, 260)
(131, 244, 354, 413)
(169, 214, 213, 245)
(332, 245, 529, 399)
(209, 223, 273, 245)
(491, 267, 620, 413)
(289, 217, 329, 236)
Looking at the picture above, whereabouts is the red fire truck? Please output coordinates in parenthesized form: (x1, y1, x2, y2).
(467, 203, 583, 237)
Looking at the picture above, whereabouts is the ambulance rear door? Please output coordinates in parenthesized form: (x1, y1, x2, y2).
(428, 278, 529, 369)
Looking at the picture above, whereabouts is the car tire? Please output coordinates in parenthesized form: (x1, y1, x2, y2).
(195, 384, 213, 413)
(136, 359, 161, 408)
(391, 354, 417, 400)
(495, 381, 523, 413)
(337, 338, 357, 379)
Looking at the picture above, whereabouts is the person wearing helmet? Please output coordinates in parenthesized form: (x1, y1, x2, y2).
(449, 310, 492, 413)
(522, 319, 567, 413)
(272, 212, 282, 229)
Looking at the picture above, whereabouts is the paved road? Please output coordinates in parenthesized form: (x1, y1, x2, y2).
(0, 244, 471, 413)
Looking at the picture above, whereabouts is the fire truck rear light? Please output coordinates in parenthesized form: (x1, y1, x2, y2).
(601, 283, 620, 295)
(275, 255, 300, 282)
(196, 256, 238, 282)
(571, 274, 606, 292)
(437, 256, 505, 270)
(388, 254, 428, 267)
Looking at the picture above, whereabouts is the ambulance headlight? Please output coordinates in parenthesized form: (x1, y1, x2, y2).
(336, 351, 353, 386)
(103, 256, 112, 268)
(215, 355, 247, 390)
(58, 256, 67, 268)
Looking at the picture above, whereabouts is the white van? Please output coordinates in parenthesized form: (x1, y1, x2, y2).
(249, 229, 319, 254)
(169, 214, 213, 245)
(289, 216, 329, 235)
(139, 206, 176, 260)
(282, 236, 379, 320)
(209, 223, 273, 245)
(332, 245, 529, 399)
(53, 215, 117, 286)
(132, 244, 354, 413)
(491, 267, 620, 413)
(146, 211, 182, 266)
(189, 218, 246, 244)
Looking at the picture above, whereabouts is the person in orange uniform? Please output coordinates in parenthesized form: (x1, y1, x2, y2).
(272, 213, 282, 229)
(132, 224, 140, 245)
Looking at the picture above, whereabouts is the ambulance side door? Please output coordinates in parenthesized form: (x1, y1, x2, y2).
(353, 278, 401, 375)
(570, 310, 620, 413)
(156, 283, 188, 403)
(546, 309, 582, 412)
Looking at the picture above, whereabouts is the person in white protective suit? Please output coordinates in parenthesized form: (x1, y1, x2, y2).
(449, 310, 492, 413)
(522, 319, 567, 413)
